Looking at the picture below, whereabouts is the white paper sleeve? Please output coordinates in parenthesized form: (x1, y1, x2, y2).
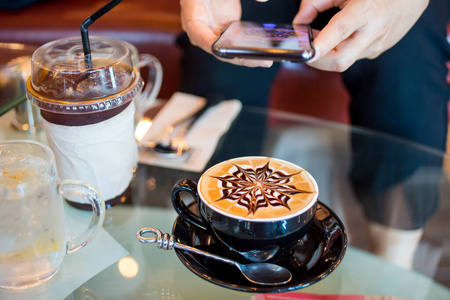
(43, 102, 138, 203)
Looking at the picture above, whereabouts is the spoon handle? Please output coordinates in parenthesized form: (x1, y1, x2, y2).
(173, 241, 236, 266)
(136, 227, 235, 266)
(171, 100, 208, 130)
(169, 95, 223, 134)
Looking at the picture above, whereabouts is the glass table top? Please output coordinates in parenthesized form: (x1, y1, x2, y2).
(1, 104, 449, 299)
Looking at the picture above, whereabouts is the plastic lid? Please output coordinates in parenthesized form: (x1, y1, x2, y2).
(26, 36, 143, 114)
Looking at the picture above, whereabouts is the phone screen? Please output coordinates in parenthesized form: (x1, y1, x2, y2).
(212, 21, 315, 62)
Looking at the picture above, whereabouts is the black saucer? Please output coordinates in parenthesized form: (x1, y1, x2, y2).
(172, 202, 347, 293)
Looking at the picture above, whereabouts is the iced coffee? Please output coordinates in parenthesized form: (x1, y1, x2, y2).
(26, 36, 145, 209)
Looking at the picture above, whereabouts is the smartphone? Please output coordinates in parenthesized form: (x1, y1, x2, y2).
(211, 21, 315, 62)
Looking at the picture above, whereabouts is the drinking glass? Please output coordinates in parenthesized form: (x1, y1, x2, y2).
(0, 140, 105, 289)
(25, 36, 162, 208)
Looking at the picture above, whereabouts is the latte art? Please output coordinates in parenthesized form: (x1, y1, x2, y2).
(198, 157, 318, 220)
(212, 161, 310, 215)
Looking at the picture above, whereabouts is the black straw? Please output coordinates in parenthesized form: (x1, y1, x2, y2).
(80, 0, 124, 68)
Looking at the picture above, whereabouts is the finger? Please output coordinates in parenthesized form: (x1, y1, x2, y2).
(293, 0, 336, 24)
(309, 5, 367, 62)
(181, 1, 219, 53)
(185, 20, 220, 54)
(214, 56, 273, 68)
(311, 28, 320, 39)
(225, 58, 273, 68)
(307, 29, 372, 72)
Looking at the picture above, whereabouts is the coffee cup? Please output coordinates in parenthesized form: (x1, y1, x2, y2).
(171, 156, 319, 261)
(0, 140, 105, 289)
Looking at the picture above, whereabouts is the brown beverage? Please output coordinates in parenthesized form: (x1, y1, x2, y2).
(28, 56, 138, 126)
(198, 156, 318, 220)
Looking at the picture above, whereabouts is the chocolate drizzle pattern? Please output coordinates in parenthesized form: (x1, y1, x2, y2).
(211, 160, 312, 215)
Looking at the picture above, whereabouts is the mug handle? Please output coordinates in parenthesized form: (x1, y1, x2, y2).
(58, 180, 106, 255)
(171, 179, 207, 231)
(134, 53, 163, 117)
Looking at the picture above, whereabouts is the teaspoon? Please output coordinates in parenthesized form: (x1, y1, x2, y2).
(136, 227, 292, 286)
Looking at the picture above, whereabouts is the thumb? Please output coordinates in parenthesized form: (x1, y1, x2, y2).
(293, 1, 319, 24)
(293, 0, 336, 24)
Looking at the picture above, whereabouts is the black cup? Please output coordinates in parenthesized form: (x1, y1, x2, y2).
(172, 174, 317, 261)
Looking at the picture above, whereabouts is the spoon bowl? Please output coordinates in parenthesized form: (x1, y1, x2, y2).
(233, 245, 280, 263)
(136, 227, 292, 286)
(236, 262, 292, 286)
(153, 138, 190, 157)
(138, 138, 190, 157)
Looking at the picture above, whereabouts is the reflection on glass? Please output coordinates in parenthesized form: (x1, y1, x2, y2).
(350, 130, 443, 269)
(135, 117, 152, 141)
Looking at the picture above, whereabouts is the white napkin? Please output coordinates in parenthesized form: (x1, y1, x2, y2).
(138, 92, 242, 172)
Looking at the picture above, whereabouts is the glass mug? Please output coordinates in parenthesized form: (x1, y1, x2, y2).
(0, 140, 105, 289)
(26, 36, 162, 209)
(124, 41, 163, 120)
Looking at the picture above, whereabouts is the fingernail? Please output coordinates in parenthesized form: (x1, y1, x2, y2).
(260, 61, 273, 68)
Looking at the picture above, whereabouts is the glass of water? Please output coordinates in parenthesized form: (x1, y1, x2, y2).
(0, 140, 105, 289)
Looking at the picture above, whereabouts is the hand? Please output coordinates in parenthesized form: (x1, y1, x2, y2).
(180, 0, 273, 68)
(294, 0, 429, 72)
